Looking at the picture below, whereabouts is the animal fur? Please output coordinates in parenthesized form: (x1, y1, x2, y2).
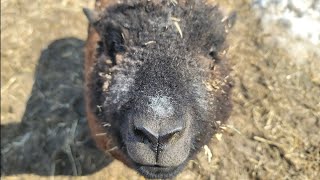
(84, 0, 234, 178)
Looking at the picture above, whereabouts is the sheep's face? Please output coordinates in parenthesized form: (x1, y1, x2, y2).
(110, 52, 216, 179)
(85, 1, 234, 178)
(101, 48, 215, 178)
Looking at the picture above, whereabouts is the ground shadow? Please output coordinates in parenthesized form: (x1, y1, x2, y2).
(1, 38, 113, 176)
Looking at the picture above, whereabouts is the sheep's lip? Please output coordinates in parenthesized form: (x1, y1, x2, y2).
(134, 163, 186, 179)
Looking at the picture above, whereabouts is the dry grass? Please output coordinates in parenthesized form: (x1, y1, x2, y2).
(1, 0, 319, 179)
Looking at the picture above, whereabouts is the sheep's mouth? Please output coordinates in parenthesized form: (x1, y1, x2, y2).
(135, 163, 186, 179)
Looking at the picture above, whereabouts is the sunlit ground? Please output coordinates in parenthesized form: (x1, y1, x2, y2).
(1, 0, 319, 179)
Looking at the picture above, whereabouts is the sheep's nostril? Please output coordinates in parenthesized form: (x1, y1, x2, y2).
(133, 127, 158, 144)
(133, 125, 184, 145)
(159, 132, 176, 143)
(159, 126, 184, 144)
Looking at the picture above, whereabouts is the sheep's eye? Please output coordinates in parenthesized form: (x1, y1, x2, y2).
(102, 23, 126, 65)
(108, 31, 125, 53)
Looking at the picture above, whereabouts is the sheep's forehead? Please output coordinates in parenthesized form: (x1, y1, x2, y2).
(148, 96, 174, 118)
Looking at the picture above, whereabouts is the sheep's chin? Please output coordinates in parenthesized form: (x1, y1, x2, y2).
(134, 161, 187, 179)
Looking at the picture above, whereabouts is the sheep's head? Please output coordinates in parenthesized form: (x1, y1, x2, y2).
(84, 1, 235, 178)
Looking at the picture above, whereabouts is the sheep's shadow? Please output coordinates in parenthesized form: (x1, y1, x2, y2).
(1, 38, 112, 176)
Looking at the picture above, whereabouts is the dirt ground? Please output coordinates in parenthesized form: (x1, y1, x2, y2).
(1, 0, 319, 179)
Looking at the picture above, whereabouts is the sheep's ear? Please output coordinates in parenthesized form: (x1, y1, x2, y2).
(83, 8, 99, 25)
(222, 11, 237, 33)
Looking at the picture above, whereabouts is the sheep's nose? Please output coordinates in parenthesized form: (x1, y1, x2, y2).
(133, 124, 184, 145)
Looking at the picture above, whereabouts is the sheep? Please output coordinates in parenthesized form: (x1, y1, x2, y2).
(83, 0, 235, 178)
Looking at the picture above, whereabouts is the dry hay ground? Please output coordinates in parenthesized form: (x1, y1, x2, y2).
(1, 0, 319, 179)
